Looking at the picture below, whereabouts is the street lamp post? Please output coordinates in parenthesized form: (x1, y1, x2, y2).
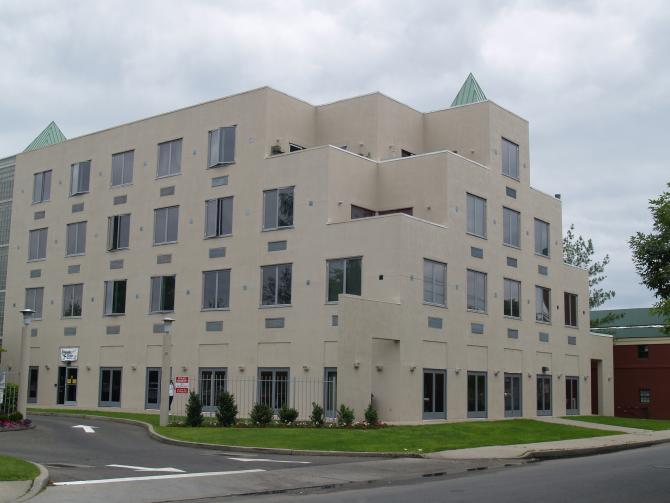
(17, 309, 34, 418)
(159, 317, 174, 427)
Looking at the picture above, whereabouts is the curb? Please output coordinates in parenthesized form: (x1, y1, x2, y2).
(16, 462, 49, 502)
(521, 436, 670, 460)
(31, 412, 422, 459)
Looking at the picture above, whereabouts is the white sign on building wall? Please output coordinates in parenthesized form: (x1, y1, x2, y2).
(59, 347, 79, 362)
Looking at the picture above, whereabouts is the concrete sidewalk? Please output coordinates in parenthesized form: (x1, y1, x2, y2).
(0, 462, 49, 502)
(428, 417, 670, 460)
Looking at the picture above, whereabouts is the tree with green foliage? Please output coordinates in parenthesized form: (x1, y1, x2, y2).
(185, 391, 203, 427)
(215, 390, 238, 427)
(629, 183, 670, 334)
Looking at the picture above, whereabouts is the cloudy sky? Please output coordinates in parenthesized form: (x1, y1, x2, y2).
(1, 0, 667, 309)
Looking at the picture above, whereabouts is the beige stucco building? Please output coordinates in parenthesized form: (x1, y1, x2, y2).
(2, 75, 613, 422)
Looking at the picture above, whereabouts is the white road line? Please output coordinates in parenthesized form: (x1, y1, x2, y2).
(227, 457, 311, 464)
(106, 464, 185, 473)
(52, 469, 265, 486)
(72, 425, 97, 433)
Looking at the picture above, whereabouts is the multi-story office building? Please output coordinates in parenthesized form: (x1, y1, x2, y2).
(2, 75, 613, 421)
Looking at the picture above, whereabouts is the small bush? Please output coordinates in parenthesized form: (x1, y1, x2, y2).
(215, 391, 238, 427)
(8, 411, 23, 422)
(364, 403, 378, 426)
(278, 405, 299, 425)
(310, 402, 325, 427)
(337, 404, 355, 427)
(185, 391, 203, 427)
(250, 403, 273, 426)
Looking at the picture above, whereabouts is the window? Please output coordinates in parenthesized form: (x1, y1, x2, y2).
(111, 150, 134, 187)
(466, 193, 486, 238)
(564, 292, 578, 327)
(154, 206, 179, 244)
(25, 287, 44, 319)
(504, 278, 521, 318)
(535, 286, 551, 323)
(261, 264, 292, 306)
(467, 269, 487, 312)
(107, 214, 130, 251)
(565, 376, 579, 415)
(263, 187, 294, 230)
(534, 218, 550, 256)
(28, 228, 48, 261)
(202, 269, 231, 309)
(150, 276, 175, 313)
(327, 257, 362, 302)
(70, 161, 91, 196)
(62, 284, 83, 318)
(324, 368, 337, 419)
(208, 127, 236, 167)
(638, 345, 649, 359)
(200, 368, 227, 411)
(467, 371, 487, 418)
(205, 197, 233, 237)
(145, 368, 161, 409)
(423, 259, 447, 306)
(537, 375, 552, 415)
(28, 366, 39, 404)
(104, 280, 127, 315)
(99, 368, 122, 407)
(640, 389, 651, 404)
(258, 368, 289, 411)
(502, 138, 519, 179)
(378, 207, 413, 216)
(65, 221, 87, 256)
(157, 138, 182, 177)
(503, 207, 520, 247)
(32, 170, 51, 203)
(351, 205, 375, 219)
(504, 373, 522, 417)
(423, 369, 446, 419)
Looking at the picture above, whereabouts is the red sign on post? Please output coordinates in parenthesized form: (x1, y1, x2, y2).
(175, 376, 190, 393)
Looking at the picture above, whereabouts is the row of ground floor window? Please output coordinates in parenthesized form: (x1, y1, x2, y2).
(25, 365, 582, 419)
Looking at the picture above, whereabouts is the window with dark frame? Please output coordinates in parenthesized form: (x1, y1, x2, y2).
(62, 283, 83, 318)
(261, 264, 292, 306)
(503, 207, 520, 247)
(534, 218, 550, 256)
(107, 214, 130, 251)
(154, 206, 179, 244)
(111, 150, 134, 187)
(70, 161, 91, 196)
(263, 187, 294, 230)
(202, 269, 231, 310)
(25, 287, 44, 319)
(199, 368, 227, 411)
(327, 257, 362, 302)
(208, 127, 236, 167)
(28, 228, 48, 261)
(104, 280, 127, 315)
(564, 292, 578, 327)
(640, 388, 651, 404)
(32, 170, 52, 203)
(258, 368, 289, 411)
(99, 368, 122, 407)
(467, 269, 487, 312)
(535, 286, 551, 323)
(638, 345, 649, 359)
(157, 138, 182, 177)
(65, 221, 87, 256)
(205, 197, 233, 238)
(503, 278, 521, 318)
(423, 259, 447, 306)
(467, 371, 487, 418)
(466, 193, 486, 238)
(502, 138, 519, 179)
(150, 275, 175, 313)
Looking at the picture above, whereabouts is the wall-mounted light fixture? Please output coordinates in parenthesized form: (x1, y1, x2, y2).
(353, 360, 360, 369)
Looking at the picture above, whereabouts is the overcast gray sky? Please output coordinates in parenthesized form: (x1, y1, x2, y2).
(1, 0, 667, 309)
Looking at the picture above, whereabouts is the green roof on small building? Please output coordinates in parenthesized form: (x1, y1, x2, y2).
(24, 121, 66, 152)
(591, 308, 668, 340)
(450, 73, 487, 108)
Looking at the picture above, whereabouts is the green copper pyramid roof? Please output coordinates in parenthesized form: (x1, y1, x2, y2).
(24, 121, 66, 152)
(450, 73, 487, 107)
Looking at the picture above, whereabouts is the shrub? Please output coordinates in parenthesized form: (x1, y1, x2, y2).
(185, 391, 203, 427)
(278, 404, 299, 425)
(364, 403, 378, 426)
(337, 404, 355, 427)
(310, 402, 325, 427)
(8, 411, 23, 422)
(250, 403, 273, 426)
(215, 391, 238, 427)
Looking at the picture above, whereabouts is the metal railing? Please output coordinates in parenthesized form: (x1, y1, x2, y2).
(0, 370, 19, 417)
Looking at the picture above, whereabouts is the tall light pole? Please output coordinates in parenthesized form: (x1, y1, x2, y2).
(159, 317, 174, 427)
(17, 309, 34, 418)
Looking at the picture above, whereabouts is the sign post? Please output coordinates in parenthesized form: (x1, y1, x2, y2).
(159, 318, 174, 427)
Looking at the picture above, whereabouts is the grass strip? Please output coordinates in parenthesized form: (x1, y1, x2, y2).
(566, 415, 670, 431)
(0, 455, 39, 481)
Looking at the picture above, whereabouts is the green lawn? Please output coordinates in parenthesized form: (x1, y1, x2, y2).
(0, 455, 39, 481)
(567, 415, 670, 431)
(30, 408, 621, 453)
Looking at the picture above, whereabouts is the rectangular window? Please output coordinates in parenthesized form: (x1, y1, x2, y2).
(32, 170, 52, 203)
(258, 368, 289, 411)
(157, 138, 182, 177)
(467, 371, 487, 418)
(423, 259, 447, 306)
(25, 287, 44, 319)
(107, 214, 130, 251)
(423, 369, 447, 419)
(70, 161, 91, 196)
(154, 206, 179, 244)
(205, 197, 233, 238)
(62, 283, 83, 318)
(327, 257, 362, 302)
(502, 138, 519, 179)
(104, 280, 127, 315)
(534, 218, 550, 257)
(202, 269, 231, 309)
(537, 375, 552, 415)
(261, 264, 292, 306)
(640, 388, 651, 404)
(65, 221, 87, 256)
(351, 205, 375, 219)
(466, 193, 486, 238)
(28, 228, 48, 261)
(99, 368, 122, 407)
(564, 292, 578, 327)
(145, 368, 161, 409)
(263, 187, 294, 230)
(504, 278, 521, 318)
(467, 269, 487, 312)
(28, 366, 39, 404)
(638, 345, 649, 359)
(504, 373, 522, 417)
(150, 276, 175, 313)
(199, 368, 227, 411)
(503, 207, 521, 247)
(111, 150, 134, 187)
(208, 127, 236, 167)
(565, 376, 579, 415)
(535, 286, 551, 323)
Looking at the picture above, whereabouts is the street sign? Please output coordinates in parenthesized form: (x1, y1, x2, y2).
(175, 375, 189, 394)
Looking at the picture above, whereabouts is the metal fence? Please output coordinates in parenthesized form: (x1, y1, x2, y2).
(0, 369, 19, 417)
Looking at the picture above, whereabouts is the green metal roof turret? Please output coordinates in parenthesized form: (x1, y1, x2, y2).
(450, 73, 487, 107)
(24, 121, 66, 152)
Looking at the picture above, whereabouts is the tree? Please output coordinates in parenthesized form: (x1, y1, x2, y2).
(629, 183, 670, 334)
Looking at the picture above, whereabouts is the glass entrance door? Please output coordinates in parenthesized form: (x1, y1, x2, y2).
(145, 368, 161, 409)
(324, 368, 337, 419)
(423, 369, 446, 419)
(537, 374, 552, 416)
(467, 371, 487, 418)
(565, 376, 579, 415)
(504, 373, 522, 417)
(28, 366, 39, 404)
(57, 366, 78, 405)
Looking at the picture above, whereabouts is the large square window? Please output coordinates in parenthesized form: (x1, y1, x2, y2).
(107, 214, 130, 251)
(28, 228, 48, 261)
(32, 170, 52, 203)
(70, 161, 91, 196)
(154, 206, 179, 244)
(208, 127, 236, 167)
(327, 257, 362, 302)
(202, 269, 231, 310)
(263, 187, 294, 230)
(62, 283, 83, 318)
(104, 280, 127, 315)
(65, 221, 87, 256)
(261, 264, 292, 306)
(205, 197, 233, 237)
(111, 150, 134, 187)
(150, 276, 175, 313)
(157, 139, 182, 177)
